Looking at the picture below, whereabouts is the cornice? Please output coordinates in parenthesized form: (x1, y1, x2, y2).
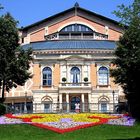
(33, 49, 114, 55)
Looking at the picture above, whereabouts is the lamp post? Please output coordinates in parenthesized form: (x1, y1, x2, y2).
(24, 92, 27, 113)
(112, 90, 115, 113)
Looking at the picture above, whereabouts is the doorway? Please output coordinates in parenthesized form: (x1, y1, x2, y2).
(44, 102, 52, 113)
(70, 96, 80, 111)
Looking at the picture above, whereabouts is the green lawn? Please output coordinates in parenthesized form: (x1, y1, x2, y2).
(0, 123, 140, 140)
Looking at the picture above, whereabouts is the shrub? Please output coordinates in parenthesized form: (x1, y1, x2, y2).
(84, 77, 88, 82)
(62, 77, 67, 82)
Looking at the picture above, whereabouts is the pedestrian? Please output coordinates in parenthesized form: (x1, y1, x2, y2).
(75, 102, 80, 113)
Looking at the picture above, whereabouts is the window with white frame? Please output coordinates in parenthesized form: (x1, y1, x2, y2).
(60, 24, 93, 32)
(98, 66, 109, 85)
(42, 67, 52, 86)
(98, 97, 109, 113)
(101, 103, 107, 112)
(70, 67, 80, 84)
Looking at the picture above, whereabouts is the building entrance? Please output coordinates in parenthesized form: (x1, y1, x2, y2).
(70, 96, 80, 111)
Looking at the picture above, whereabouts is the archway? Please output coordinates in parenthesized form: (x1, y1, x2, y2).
(98, 96, 109, 113)
(41, 96, 53, 113)
(70, 96, 80, 111)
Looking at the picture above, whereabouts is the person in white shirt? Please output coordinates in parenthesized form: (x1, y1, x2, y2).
(75, 102, 80, 113)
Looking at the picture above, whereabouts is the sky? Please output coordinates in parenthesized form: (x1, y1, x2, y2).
(0, 0, 133, 28)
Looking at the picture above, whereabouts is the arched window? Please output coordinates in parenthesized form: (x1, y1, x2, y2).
(42, 67, 52, 86)
(41, 96, 53, 113)
(58, 24, 98, 40)
(60, 24, 93, 32)
(98, 96, 109, 113)
(71, 67, 80, 84)
(98, 66, 109, 85)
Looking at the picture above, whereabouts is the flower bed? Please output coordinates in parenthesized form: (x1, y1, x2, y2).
(107, 114, 135, 126)
(0, 116, 23, 124)
(0, 113, 135, 133)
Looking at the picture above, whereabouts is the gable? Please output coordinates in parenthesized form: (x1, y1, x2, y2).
(19, 4, 123, 44)
(20, 4, 123, 32)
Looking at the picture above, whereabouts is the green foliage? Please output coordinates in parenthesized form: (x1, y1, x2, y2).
(111, 0, 140, 120)
(84, 77, 88, 82)
(0, 13, 32, 103)
(62, 77, 67, 82)
(113, 0, 140, 27)
(0, 104, 6, 115)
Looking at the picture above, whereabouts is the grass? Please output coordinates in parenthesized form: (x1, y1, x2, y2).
(0, 123, 140, 140)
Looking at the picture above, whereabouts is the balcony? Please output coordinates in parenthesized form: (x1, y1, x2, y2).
(59, 82, 92, 94)
(45, 32, 108, 40)
(59, 82, 91, 87)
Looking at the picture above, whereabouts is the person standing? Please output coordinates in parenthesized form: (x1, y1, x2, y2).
(75, 102, 80, 113)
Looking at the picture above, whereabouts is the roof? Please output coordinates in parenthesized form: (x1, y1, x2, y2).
(19, 3, 120, 31)
(21, 40, 117, 51)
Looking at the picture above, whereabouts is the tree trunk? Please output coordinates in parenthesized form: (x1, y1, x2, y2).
(0, 80, 5, 103)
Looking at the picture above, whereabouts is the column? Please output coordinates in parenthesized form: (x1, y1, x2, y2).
(88, 93, 91, 112)
(66, 93, 69, 112)
(66, 63, 69, 85)
(59, 93, 62, 111)
(81, 65, 84, 86)
(81, 93, 85, 112)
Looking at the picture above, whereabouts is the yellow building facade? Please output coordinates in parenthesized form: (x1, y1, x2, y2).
(3, 3, 125, 113)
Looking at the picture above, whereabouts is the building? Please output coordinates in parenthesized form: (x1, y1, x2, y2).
(3, 3, 125, 113)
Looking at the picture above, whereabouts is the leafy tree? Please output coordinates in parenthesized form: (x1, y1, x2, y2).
(0, 13, 32, 103)
(111, 0, 140, 120)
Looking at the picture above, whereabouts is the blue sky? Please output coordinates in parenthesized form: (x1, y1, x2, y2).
(0, 0, 133, 28)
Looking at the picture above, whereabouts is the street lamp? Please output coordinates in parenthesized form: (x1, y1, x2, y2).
(112, 90, 115, 113)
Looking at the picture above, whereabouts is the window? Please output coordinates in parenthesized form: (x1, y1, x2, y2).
(59, 24, 95, 40)
(42, 96, 52, 113)
(60, 24, 93, 32)
(71, 67, 80, 84)
(21, 37, 24, 43)
(99, 97, 109, 113)
(42, 67, 52, 86)
(101, 103, 107, 112)
(98, 66, 109, 85)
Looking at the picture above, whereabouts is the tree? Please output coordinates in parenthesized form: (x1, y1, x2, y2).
(0, 13, 32, 103)
(111, 0, 140, 120)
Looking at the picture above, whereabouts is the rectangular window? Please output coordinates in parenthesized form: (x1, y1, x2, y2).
(98, 74, 108, 85)
(43, 79, 52, 86)
(101, 103, 107, 112)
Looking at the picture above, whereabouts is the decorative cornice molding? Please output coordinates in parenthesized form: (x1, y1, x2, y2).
(32, 89, 58, 93)
(33, 49, 114, 55)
